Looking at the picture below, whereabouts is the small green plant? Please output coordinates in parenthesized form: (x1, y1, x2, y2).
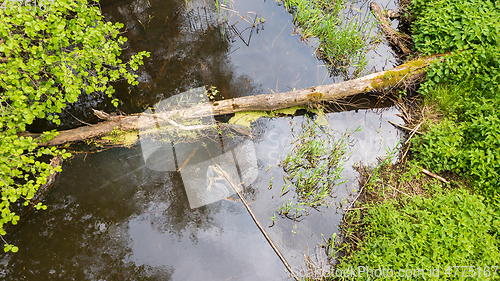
(322, 232, 338, 258)
(205, 85, 219, 101)
(270, 213, 277, 224)
(278, 200, 307, 219)
(2, 243, 18, 253)
(110, 126, 121, 144)
(276, 116, 357, 220)
(214, 0, 228, 34)
(138, 14, 154, 30)
(382, 140, 401, 164)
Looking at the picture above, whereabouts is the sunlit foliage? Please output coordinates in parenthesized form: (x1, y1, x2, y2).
(0, 0, 149, 251)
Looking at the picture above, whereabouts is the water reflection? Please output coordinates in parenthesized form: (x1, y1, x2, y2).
(137, 86, 259, 208)
(1, 145, 289, 280)
(3, 107, 403, 280)
(103, 0, 265, 110)
(6, 0, 404, 279)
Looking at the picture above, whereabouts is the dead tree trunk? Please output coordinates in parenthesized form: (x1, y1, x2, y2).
(370, 2, 412, 55)
(22, 55, 440, 146)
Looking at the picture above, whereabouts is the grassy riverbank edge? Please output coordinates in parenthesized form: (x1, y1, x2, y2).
(319, 0, 500, 280)
(330, 102, 500, 280)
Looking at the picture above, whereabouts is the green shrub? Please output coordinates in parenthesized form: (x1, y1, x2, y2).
(337, 190, 500, 280)
(412, 0, 500, 96)
(410, 0, 500, 198)
(419, 45, 500, 97)
(414, 88, 500, 198)
(0, 0, 148, 251)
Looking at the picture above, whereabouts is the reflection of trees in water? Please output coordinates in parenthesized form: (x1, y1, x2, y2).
(81, 147, 230, 242)
(1, 146, 235, 280)
(101, 0, 262, 114)
(2, 195, 175, 280)
(32, 0, 263, 131)
(135, 169, 228, 244)
(0, 144, 241, 280)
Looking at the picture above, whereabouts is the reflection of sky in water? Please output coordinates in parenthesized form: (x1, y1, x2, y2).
(127, 205, 284, 280)
(138, 87, 259, 209)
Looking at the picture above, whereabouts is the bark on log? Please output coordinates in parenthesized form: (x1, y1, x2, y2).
(24, 55, 440, 146)
(370, 2, 411, 55)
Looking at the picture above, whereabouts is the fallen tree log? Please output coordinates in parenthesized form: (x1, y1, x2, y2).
(23, 55, 440, 146)
(370, 2, 411, 55)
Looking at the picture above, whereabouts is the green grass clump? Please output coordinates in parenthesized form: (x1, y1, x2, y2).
(281, 0, 373, 76)
(337, 189, 500, 280)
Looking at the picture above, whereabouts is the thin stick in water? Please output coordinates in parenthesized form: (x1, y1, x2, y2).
(212, 163, 301, 281)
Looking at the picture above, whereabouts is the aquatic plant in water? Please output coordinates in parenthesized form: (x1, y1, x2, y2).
(281, 0, 374, 77)
(277, 116, 358, 220)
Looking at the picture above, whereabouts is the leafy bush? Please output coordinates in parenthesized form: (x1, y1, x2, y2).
(419, 45, 500, 97)
(0, 0, 148, 251)
(412, 0, 500, 96)
(414, 85, 500, 198)
(410, 0, 500, 198)
(338, 189, 500, 280)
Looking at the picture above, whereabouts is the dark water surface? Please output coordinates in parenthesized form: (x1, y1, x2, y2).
(2, 0, 403, 279)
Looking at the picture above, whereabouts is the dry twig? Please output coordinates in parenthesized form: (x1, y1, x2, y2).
(422, 169, 449, 183)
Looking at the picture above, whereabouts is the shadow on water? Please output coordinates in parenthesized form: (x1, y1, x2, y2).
(6, 0, 404, 280)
